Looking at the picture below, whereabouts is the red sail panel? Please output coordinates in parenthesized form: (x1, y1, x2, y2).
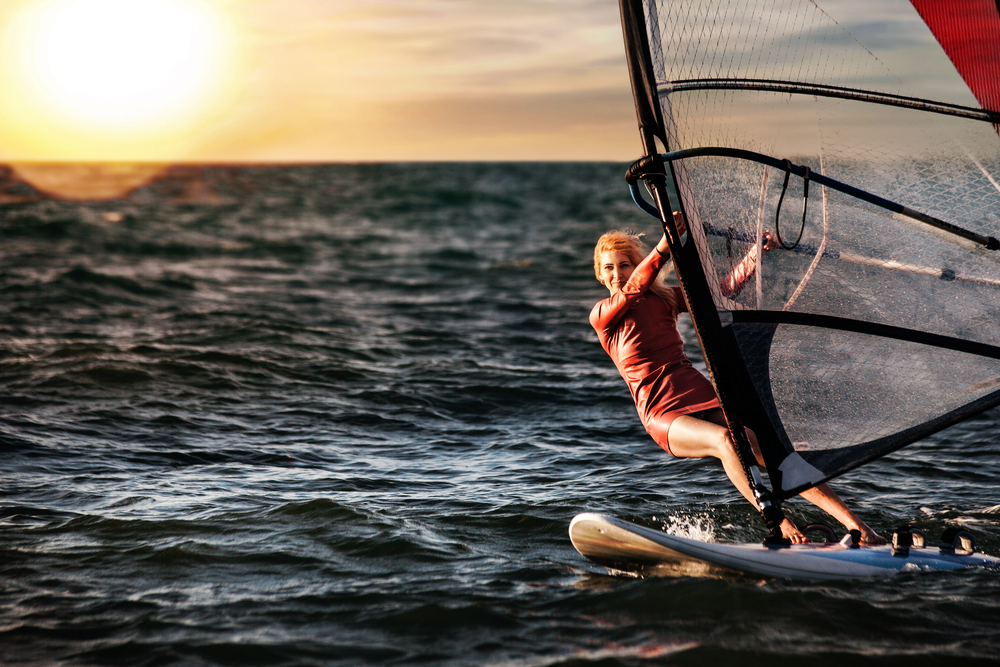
(911, 0, 1000, 112)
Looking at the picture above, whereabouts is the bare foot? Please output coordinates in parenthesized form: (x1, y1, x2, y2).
(857, 524, 886, 545)
(780, 518, 807, 544)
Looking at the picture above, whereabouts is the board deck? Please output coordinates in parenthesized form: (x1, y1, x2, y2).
(570, 513, 1000, 581)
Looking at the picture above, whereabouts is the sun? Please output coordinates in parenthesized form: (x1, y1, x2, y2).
(16, 0, 228, 127)
(0, 0, 234, 158)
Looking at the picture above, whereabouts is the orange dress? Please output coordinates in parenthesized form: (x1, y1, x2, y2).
(590, 245, 759, 455)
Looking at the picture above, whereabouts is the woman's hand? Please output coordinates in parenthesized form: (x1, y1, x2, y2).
(655, 211, 686, 256)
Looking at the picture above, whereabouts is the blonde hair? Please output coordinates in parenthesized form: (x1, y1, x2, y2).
(593, 230, 678, 311)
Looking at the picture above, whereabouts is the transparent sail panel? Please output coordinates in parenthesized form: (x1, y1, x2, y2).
(642, 0, 1000, 492)
(735, 324, 1000, 450)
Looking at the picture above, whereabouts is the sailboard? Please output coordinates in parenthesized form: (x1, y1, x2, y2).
(573, 0, 1000, 575)
(570, 514, 1000, 581)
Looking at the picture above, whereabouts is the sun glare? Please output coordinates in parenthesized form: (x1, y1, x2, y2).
(0, 0, 234, 159)
(31, 0, 224, 125)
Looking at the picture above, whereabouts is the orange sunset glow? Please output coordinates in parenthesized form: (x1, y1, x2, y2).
(0, 0, 236, 163)
(0, 0, 966, 199)
(0, 0, 639, 174)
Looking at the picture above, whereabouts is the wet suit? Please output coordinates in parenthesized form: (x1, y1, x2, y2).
(590, 244, 760, 454)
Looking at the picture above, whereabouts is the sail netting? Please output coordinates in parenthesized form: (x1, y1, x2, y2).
(626, 0, 1000, 498)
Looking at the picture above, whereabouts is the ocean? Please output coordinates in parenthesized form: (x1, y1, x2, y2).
(2, 162, 1000, 666)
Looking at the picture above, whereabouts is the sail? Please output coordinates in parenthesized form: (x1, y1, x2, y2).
(910, 0, 1000, 114)
(619, 0, 1000, 501)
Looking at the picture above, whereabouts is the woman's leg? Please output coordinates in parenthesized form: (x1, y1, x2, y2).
(665, 415, 756, 503)
(667, 410, 884, 544)
(666, 413, 808, 543)
(795, 484, 884, 544)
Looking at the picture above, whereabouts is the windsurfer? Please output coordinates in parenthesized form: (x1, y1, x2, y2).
(591, 214, 885, 545)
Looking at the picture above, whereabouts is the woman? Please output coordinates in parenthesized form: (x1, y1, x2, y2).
(590, 215, 884, 544)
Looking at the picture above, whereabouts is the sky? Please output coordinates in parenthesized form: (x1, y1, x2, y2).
(0, 0, 977, 171)
(0, 0, 641, 164)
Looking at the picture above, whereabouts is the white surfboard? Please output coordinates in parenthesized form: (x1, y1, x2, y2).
(570, 513, 1000, 581)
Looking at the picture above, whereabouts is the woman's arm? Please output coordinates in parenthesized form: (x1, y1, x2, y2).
(590, 246, 670, 333)
(590, 212, 683, 333)
(720, 230, 779, 297)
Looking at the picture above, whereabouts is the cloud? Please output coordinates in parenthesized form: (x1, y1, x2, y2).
(188, 85, 640, 162)
(232, 0, 628, 99)
(3, 0, 975, 162)
(168, 0, 638, 160)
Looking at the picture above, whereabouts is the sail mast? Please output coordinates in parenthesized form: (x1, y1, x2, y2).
(618, 0, 790, 540)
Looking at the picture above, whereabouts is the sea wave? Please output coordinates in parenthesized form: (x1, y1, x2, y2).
(2, 163, 1000, 665)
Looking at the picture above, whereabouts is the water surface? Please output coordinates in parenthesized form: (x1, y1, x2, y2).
(2, 163, 999, 666)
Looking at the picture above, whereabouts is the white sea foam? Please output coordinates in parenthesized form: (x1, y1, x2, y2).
(659, 514, 717, 542)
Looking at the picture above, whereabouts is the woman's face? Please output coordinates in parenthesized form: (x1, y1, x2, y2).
(598, 250, 634, 295)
